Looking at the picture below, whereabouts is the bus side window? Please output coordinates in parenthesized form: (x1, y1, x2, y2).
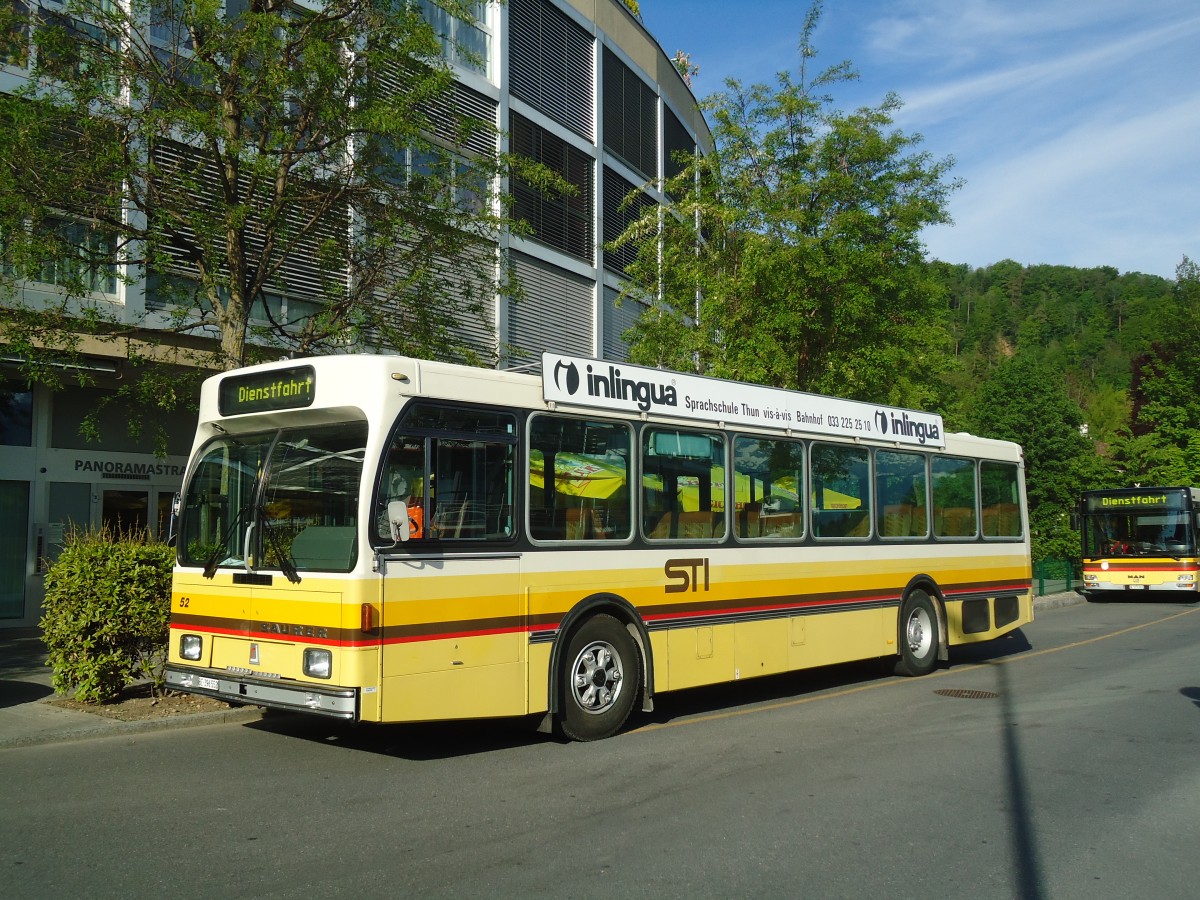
(931, 456, 978, 539)
(528, 414, 632, 542)
(810, 443, 871, 540)
(376, 437, 427, 543)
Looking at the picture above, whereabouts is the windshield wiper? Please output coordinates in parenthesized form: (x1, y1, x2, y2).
(258, 504, 301, 584)
(202, 506, 245, 579)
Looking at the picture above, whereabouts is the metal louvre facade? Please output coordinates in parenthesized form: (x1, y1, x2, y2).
(506, 251, 594, 369)
(499, 1, 708, 369)
(510, 111, 595, 263)
(602, 165, 656, 275)
(147, 139, 347, 309)
(603, 284, 644, 362)
(508, 0, 595, 141)
(602, 46, 658, 180)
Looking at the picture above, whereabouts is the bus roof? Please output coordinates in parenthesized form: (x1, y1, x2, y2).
(195, 353, 1023, 462)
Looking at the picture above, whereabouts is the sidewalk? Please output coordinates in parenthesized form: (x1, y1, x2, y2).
(1, 591, 1084, 750)
(0, 627, 263, 750)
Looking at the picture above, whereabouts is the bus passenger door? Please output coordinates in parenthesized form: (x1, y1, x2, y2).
(378, 555, 523, 723)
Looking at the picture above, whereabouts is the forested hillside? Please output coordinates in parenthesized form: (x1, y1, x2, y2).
(930, 257, 1200, 559)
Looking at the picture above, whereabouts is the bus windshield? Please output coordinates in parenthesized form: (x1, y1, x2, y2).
(1082, 508, 1195, 558)
(178, 422, 368, 574)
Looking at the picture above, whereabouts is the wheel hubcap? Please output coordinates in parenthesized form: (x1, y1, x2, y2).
(570, 641, 624, 714)
(906, 608, 932, 657)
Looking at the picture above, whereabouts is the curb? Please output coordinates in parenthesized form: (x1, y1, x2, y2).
(1033, 591, 1086, 612)
(0, 702, 266, 751)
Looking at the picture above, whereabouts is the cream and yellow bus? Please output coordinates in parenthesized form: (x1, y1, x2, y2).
(166, 353, 1032, 741)
(1078, 487, 1200, 600)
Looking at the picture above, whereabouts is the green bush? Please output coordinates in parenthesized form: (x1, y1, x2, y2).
(40, 528, 175, 703)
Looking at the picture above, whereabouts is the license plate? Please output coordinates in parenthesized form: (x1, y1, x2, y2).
(198, 676, 219, 691)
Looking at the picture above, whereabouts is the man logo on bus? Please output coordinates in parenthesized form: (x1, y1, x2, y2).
(874, 410, 889, 434)
(553, 360, 581, 395)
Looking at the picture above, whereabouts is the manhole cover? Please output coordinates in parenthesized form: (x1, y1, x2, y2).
(934, 688, 999, 700)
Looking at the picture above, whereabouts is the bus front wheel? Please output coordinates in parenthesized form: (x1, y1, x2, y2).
(559, 614, 641, 742)
(895, 590, 940, 677)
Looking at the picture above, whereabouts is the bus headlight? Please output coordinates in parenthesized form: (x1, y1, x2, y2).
(180, 634, 203, 661)
(303, 648, 332, 679)
(1178, 573, 1195, 584)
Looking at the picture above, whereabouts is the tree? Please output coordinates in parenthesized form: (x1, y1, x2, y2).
(0, 0, 509, 383)
(964, 352, 1105, 561)
(613, 1, 959, 410)
(1113, 256, 1200, 484)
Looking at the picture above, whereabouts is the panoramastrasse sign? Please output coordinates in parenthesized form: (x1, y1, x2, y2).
(542, 353, 945, 448)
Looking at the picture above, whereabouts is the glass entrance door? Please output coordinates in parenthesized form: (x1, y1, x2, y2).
(0, 480, 30, 619)
(102, 489, 149, 535)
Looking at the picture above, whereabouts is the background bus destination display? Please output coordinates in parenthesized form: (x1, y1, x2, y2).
(218, 365, 317, 415)
(542, 353, 945, 448)
(1083, 490, 1185, 512)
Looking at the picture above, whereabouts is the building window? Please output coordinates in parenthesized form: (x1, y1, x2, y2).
(603, 47, 657, 180)
(602, 166, 655, 275)
(36, 4, 119, 81)
(508, 0, 594, 140)
(29, 216, 119, 295)
(417, 0, 491, 76)
(0, 383, 33, 446)
(510, 111, 593, 262)
(663, 104, 694, 186)
(506, 251, 593, 366)
(2, 0, 30, 67)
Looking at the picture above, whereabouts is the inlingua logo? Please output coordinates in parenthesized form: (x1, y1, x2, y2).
(886, 411, 941, 445)
(585, 364, 678, 412)
(874, 410, 889, 435)
(553, 360, 581, 395)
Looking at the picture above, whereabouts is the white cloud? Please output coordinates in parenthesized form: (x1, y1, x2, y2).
(894, 14, 1200, 127)
(925, 93, 1200, 274)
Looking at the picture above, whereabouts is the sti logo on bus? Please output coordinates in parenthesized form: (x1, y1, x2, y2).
(553, 360, 678, 413)
(874, 408, 941, 446)
(665, 558, 711, 593)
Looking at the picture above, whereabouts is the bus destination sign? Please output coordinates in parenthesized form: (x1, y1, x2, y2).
(1084, 490, 1185, 513)
(541, 353, 946, 448)
(218, 365, 317, 416)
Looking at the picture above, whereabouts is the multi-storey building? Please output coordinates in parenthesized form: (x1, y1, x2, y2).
(0, 0, 710, 627)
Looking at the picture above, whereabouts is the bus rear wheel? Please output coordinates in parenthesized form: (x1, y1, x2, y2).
(559, 614, 640, 742)
(894, 590, 940, 677)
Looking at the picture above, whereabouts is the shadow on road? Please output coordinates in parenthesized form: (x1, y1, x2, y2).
(1180, 687, 1200, 711)
(993, 660, 1046, 900)
(949, 627, 1035, 664)
(242, 630, 1044, 760)
(0, 678, 53, 709)
(244, 709, 551, 759)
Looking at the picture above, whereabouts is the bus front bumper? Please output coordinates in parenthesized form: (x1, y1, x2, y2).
(166, 665, 359, 720)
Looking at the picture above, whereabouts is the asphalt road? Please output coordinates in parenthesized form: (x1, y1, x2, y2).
(3, 599, 1199, 899)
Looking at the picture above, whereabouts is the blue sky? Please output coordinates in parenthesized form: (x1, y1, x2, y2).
(640, 0, 1200, 279)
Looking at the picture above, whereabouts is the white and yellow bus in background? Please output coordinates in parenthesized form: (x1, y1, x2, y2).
(166, 353, 1032, 741)
(1078, 487, 1200, 600)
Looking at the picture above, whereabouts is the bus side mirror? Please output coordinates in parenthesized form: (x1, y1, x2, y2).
(167, 492, 181, 547)
(387, 500, 411, 543)
(1069, 512, 1079, 530)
